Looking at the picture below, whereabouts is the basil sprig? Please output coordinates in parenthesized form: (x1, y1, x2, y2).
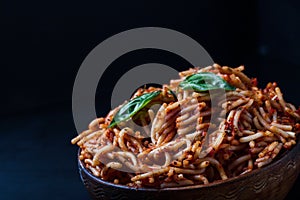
(109, 91, 161, 128)
(179, 72, 236, 92)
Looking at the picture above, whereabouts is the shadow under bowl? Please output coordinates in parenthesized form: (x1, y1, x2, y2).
(78, 140, 300, 200)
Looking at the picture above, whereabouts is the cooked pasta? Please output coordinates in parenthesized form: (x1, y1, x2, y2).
(72, 63, 300, 188)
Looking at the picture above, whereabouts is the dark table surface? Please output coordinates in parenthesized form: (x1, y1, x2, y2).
(0, 103, 299, 200)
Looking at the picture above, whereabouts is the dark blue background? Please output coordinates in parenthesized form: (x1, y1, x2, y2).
(1, 0, 299, 199)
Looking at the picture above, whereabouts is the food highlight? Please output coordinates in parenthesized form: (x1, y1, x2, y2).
(71, 64, 300, 188)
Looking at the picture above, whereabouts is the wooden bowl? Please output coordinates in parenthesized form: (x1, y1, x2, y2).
(77, 139, 300, 200)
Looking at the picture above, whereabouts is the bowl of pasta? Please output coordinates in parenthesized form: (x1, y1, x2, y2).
(72, 64, 300, 200)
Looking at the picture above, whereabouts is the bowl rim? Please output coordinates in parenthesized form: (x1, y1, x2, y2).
(78, 137, 300, 191)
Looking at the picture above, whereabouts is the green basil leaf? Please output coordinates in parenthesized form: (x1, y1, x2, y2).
(109, 91, 161, 128)
(179, 72, 236, 92)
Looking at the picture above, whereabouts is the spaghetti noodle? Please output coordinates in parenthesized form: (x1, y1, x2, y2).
(71, 64, 300, 188)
